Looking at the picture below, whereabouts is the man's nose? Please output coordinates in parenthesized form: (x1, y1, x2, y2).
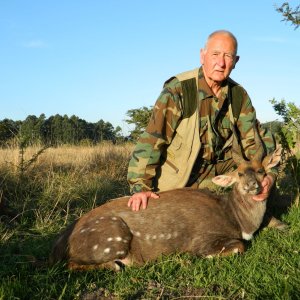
(217, 55, 226, 67)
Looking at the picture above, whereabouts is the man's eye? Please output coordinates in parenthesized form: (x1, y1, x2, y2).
(225, 54, 234, 61)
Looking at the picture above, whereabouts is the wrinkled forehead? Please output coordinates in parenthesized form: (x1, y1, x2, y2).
(205, 33, 237, 54)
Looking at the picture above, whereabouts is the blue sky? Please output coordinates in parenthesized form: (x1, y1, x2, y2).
(0, 1, 299, 135)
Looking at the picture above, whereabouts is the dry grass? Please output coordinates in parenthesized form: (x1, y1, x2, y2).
(0, 142, 134, 230)
(0, 142, 133, 177)
(0, 142, 299, 300)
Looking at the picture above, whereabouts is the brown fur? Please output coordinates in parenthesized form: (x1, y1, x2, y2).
(49, 146, 281, 270)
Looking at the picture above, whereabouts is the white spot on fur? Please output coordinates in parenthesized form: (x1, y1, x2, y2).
(107, 237, 113, 242)
(95, 220, 99, 224)
(152, 235, 157, 240)
(159, 234, 165, 239)
(242, 232, 253, 240)
(112, 217, 117, 221)
(173, 232, 178, 238)
(80, 228, 87, 233)
(135, 231, 141, 237)
(122, 239, 129, 243)
(206, 255, 214, 259)
(100, 217, 105, 220)
(103, 248, 111, 254)
(90, 228, 96, 232)
(92, 244, 99, 251)
(232, 248, 240, 254)
(115, 237, 122, 241)
(145, 234, 150, 240)
(166, 233, 172, 240)
(114, 262, 121, 271)
(116, 251, 125, 256)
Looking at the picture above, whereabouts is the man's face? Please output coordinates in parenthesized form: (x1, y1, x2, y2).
(200, 34, 239, 84)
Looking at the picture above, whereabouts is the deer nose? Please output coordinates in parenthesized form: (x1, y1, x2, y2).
(244, 181, 259, 193)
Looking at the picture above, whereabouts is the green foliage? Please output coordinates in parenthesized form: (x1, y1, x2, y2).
(276, 2, 300, 29)
(270, 98, 300, 149)
(125, 106, 153, 140)
(0, 118, 20, 146)
(0, 114, 121, 147)
(270, 98, 300, 206)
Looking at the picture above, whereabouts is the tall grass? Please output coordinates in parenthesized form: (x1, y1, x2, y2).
(0, 143, 299, 300)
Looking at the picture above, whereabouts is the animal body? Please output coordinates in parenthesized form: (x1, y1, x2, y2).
(49, 133, 281, 271)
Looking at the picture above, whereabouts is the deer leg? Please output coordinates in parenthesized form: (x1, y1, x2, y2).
(68, 260, 125, 271)
(204, 238, 245, 258)
(67, 216, 133, 269)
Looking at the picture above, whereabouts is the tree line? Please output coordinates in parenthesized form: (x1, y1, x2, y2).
(0, 114, 124, 147)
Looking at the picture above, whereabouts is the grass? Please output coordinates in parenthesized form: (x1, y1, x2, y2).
(0, 143, 299, 300)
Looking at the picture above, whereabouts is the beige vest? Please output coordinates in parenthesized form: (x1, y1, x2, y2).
(156, 68, 201, 192)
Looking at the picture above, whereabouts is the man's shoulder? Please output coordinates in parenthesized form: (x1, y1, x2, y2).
(228, 77, 248, 96)
(175, 67, 199, 82)
(164, 67, 199, 86)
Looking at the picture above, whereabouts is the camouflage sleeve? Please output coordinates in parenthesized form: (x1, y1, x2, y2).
(127, 78, 183, 194)
(236, 90, 278, 176)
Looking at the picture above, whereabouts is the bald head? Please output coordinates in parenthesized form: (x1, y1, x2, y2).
(205, 30, 238, 56)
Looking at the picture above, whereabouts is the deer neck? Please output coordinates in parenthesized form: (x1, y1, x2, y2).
(228, 186, 267, 239)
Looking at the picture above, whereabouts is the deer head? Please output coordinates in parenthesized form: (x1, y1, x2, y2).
(212, 124, 282, 196)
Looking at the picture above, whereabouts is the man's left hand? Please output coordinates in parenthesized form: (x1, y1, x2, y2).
(252, 174, 274, 201)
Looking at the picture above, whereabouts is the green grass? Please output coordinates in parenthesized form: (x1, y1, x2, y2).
(0, 145, 299, 299)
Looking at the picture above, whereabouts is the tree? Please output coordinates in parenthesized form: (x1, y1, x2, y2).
(270, 99, 300, 149)
(0, 119, 19, 145)
(276, 2, 300, 29)
(19, 115, 46, 146)
(125, 106, 153, 140)
(270, 99, 300, 206)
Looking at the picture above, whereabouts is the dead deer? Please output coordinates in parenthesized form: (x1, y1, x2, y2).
(49, 128, 282, 271)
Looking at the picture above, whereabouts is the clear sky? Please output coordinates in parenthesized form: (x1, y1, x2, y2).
(0, 1, 299, 135)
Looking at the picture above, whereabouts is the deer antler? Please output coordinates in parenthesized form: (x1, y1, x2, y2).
(231, 125, 246, 165)
(253, 123, 265, 162)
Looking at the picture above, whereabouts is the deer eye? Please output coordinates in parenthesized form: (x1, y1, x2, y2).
(257, 169, 265, 174)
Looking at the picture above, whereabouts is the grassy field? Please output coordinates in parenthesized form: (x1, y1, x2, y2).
(0, 143, 299, 300)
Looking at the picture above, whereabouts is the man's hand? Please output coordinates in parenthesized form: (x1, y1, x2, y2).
(252, 174, 274, 201)
(127, 191, 160, 211)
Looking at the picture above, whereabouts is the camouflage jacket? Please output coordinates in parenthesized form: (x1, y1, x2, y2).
(127, 67, 277, 194)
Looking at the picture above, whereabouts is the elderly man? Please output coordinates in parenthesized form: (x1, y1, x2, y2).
(127, 30, 281, 227)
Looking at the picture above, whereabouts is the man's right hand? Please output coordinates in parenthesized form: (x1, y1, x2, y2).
(127, 191, 159, 211)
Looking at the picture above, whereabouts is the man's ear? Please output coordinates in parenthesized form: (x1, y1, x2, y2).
(212, 175, 237, 187)
(232, 55, 240, 69)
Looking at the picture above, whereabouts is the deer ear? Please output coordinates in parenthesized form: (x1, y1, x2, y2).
(212, 175, 237, 187)
(262, 145, 282, 172)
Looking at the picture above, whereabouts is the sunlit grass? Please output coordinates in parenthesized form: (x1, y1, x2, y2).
(0, 143, 299, 299)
